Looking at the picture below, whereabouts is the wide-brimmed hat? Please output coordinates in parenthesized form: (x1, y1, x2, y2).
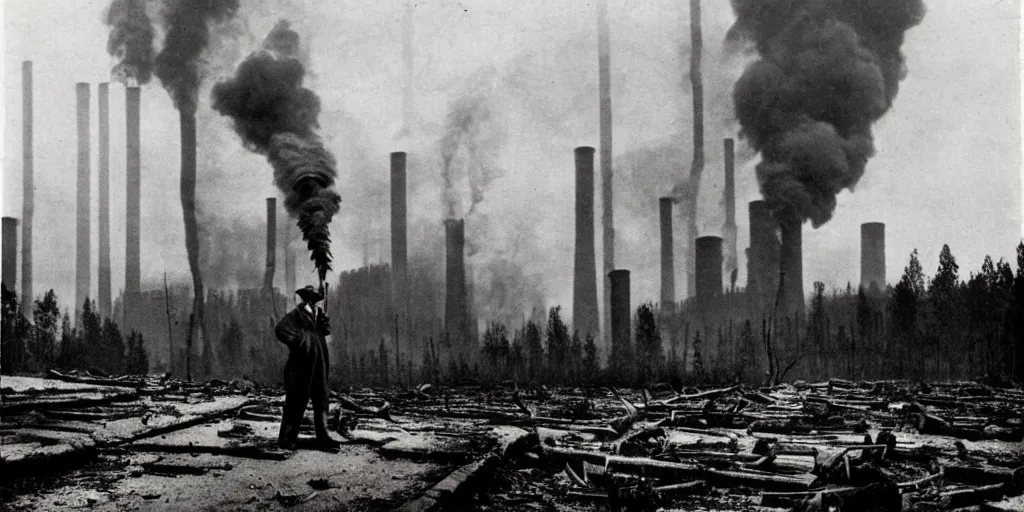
(295, 285, 324, 303)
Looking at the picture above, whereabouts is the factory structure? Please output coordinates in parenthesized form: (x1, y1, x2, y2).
(2, 1, 937, 387)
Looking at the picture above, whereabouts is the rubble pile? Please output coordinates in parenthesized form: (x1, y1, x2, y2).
(391, 380, 1024, 511)
(2, 375, 1022, 511)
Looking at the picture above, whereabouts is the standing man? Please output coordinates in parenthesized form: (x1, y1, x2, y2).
(275, 285, 343, 452)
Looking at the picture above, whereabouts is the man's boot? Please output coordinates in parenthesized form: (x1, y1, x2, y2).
(314, 407, 342, 452)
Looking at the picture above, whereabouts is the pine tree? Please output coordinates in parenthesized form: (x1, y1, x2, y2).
(524, 320, 543, 384)
(126, 331, 149, 375)
(583, 333, 599, 385)
(1, 283, 30, 373)
(58, 312, 76, 368)
(634, 303, 662, 386)
(569, 330, 583, 385)
(219, 319, 244, 378)
(421, 338, 433, 383)
(378, 338, 390, 387)
(738, 319, 756, 383)
(98, 318, 128, 375)
(1011, 241, 1024, 380)
(692, 329, 706, 381)
(32, 290, 61, 371)
(545, 307, 570, 383)
(79, 300, 105, 373)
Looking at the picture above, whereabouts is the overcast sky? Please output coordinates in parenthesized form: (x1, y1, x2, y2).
(1, 0, 1021, 318)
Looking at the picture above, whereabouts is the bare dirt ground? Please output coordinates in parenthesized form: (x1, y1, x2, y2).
(3, 374, 1024, 511)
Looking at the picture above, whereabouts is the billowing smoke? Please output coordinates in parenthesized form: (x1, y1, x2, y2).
(104, 0, 154, 84)
(475, 257, 547, 329)
(730, 0, 925, 226)
(200, 221, 263, 290)
(439, 70, 506, 221)
(154, 0, 240, 115)
(212, 20, 342, 284)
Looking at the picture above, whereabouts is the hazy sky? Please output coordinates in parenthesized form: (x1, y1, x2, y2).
(1, 0, 1021, 319)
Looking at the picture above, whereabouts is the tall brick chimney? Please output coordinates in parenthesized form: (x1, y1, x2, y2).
(696, 235, 723, 301)
(659, 197, 674, 309)
(2, 217, 17, 291)
(598, 0, 614, 351)
(573, 147, 599, 340)
(98, 83, 111, 317)
(264, 198, 277, 292)
(861, 222, 886, 295)
(444, 219, 468, 359)
(608, 269, 631, 378)
(125, 87, 141, 298)
(21, 61, 33, 311)
(779, 217, 804, 317)
(722, 139, 737, 281)
(746, 200, 779, 314)
(76, 83, 91, 312)
(391, 152, 408, 312)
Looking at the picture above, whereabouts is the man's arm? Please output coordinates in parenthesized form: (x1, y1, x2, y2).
(315, 307, 331, 337)
(275, 310, 304, 347)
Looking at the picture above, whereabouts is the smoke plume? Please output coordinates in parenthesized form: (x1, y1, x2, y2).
(439, 71, 506, 220)
(105, 0, 155, 85)
(730, 0, 925, 226)
(200, 221, 263, 290)
(212, 20, 342, 283)
(154, 0, 240, 114)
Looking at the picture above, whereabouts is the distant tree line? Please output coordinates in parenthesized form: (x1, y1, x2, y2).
(4, 240, 1021, 389)
(1, 286, 148, 376)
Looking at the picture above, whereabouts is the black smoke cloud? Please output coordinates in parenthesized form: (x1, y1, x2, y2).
(212, 20, 342, 283)
(154, 0, 240, 114)
(105, 0, 155, 84)
(730, 0, 925, 226)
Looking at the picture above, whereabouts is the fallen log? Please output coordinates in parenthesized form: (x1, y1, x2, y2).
(0, 392, 138, 415)
(653, 479, 707, 497)
(663, 386, 741, 405)
(898, 469, 943, 491)
(140, 461, 231, 476)
(759, 486, 860, 508)
(602, 455, 819, 491)
(940, 483, 1007, 509)
(41, 408, 144, 422)
(128, 442, 292, 460)
(46, 369, 135, 387)
(943, 465, 1024, 494)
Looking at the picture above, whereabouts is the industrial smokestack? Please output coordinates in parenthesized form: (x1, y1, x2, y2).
(284, 232, 296, 296)
(747, 200, 779, 314)
(608, 269, 631, 370)
(861, 222, 886, 295)
(598, 0, 614, 349)
(264, 198, 276, 292)
(444, 219, 468, 359)
(2, 217, 17, 291)
(98, 83, 111, 317)
(779, 217, 804, 317)
(695, 236, 723, 301)
(76, 83, 91, 312)
(684, 0, 705, 301)
(573, 147, 600, 339)
(125, 87, 141, 298)
(21, 61, 33, 311)
(659, 197, 674, 308)
(722, 139, 737, 280)
(391, 152, 408, 308)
